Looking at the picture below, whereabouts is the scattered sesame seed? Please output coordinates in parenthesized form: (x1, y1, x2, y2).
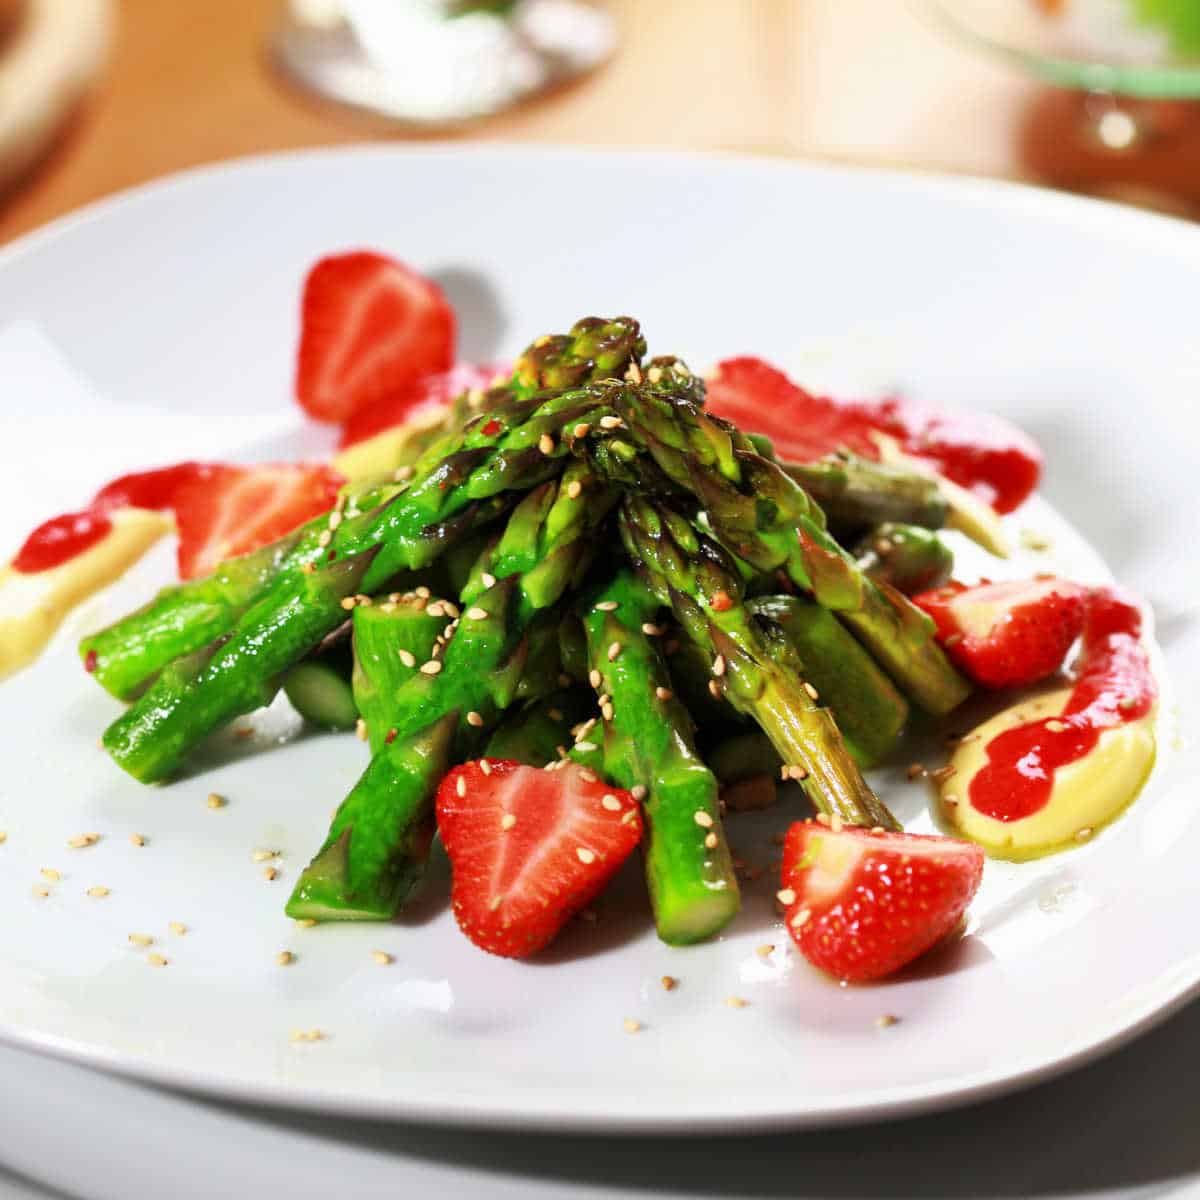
(277, 950, 294, 966)
(694, 810, 714, 829)
(575, 741, 598, 753)
(371, 950, 393, 966)
(943, 794, 959, 808)
(625, 362, 643, 384)
(1075, 827, 1093, 841)
(67, 833, 100, 849)
(129, 933, 153, 947)
(786, 764, 809, 782)
(147, 954, 168, 968)
(875, 1014, 900, 1029)
(712, 654, 726, 678)
(420, 660, 443, 675)
(501, 813, 517, 831)
(815, 813, 831, 827)
(317, 529, 332, 548)
(791, 907, 812, 929)
(489, 895, 503, 911)
(641, 623, 661, 636)
(398, 649, 416, 668)
(39, 868, 61, 882)
(1019, 529, 1052, 552)
(803, 681, 820, 701)
(253, 848, 281, 863)
(441, 601, 460, 619)
(707, 679, 722, 699)
(32, 885, 49, 899)
(595, 600, 619, 612)
(704, 832, 718, 849)
(654, 686, 673, 702)
(631, 785, 647, 801)
(465, 606, 488, 621)
(660, 975, 677, 991)
(86, 886, 110, 898)
(295, 918, 317, 928)
(607, 641, 622, 662)
(599, 415, 623, 430)
(263, 867, 279, 882)
(339, 596, 357, 611)
(776, 888, 797, 905)
(572, 422, 591, 439)
(622, 1017, 642, 1034)
(206, 793, 226, 810)
(830, 815, 844, 833)
(538, 433, 555, 455)
(646, 366, 663, 384)
(415, 586, 431, 599)
(426, 601, 445, 618)
(621, 808, 638, 824)
(756, 943, 775, 959)
(395, 465, 415, 481)
(454, 776, 467, 800)
(588, 669, 602, 689)
(289, 1029, 326, 1043)
(466, 711, 484, 728)
(167, 922, 187, 937)
(1045, 719, 1068, 733)
(0, 831, 6, 844)
(130, 833, 146, 847)
(725, 996, 748, 1009)
(601, 702, 614, 721)
(906, 763, 926, 781)
(355, 718, 368, 741)
(576, 847, 596, 864)
(480, 759, 492, 776)
(601, 794, 621, 812)
(481, 572, 496, 589)
(870, 825, 886, 833)
(930, 765, 957, 784)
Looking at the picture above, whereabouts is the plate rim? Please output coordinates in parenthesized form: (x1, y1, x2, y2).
(1, 143, 1198, 1133)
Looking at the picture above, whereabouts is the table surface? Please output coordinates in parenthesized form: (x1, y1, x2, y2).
(1, 4, 1198, 1197)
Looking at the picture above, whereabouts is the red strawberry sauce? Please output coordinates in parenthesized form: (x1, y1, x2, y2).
(12, 463, 214, 574)
(967, 588, 1156, 822)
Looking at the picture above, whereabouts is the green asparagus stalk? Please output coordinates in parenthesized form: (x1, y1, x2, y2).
(747, 595, 910, 767)
(853, 522, 954, 595)
(573, 569, 740, 944)
(484, 688, 595, 766)
(619, 495, 900, 831)
(283, 646, 358, 731)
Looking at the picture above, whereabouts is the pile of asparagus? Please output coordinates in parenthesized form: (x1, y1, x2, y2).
(79, 317, 970, 945)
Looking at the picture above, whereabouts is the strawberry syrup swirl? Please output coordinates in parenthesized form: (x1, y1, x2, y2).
(967, 588, 1156, 822)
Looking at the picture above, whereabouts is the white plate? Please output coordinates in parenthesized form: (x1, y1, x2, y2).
(0, 147, 1197, 1134)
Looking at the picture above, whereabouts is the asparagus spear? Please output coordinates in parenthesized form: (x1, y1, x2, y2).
(747, 595, 909, 767)
(283, 646, 358, 731)
(783, 455, 948, 535)
(574, 570, 740, 945)
(595, 382, 969, 715)
(853, 522, 954, 595)
(287, 462, 614, 921)
(619, 495, 900, 831)
(484, 688, 595, 766)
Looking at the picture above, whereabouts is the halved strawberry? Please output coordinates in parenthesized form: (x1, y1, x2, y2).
(704, 357, 1042, 514)
(338, 362, 504, 449)
(173, 463, 343, 580)
(295, 252, 455, 423)
(780, 822, 984, 983)
(436, 760, 643, 959)
(912, 576, 1087, 689)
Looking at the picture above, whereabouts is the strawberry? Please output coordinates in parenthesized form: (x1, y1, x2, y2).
(295, 252, 455, 423)
(704, 357, 1042, 514)
(338, 362, 503, 449)
(436, 759, 643, 959)
(173, 463, 343, 580)
(780, 822, 984, 983)
(912, 576, 1087, 689)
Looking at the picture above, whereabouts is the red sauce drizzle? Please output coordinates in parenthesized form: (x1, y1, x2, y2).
(967, 588, 1156, 822)
(11, 462, 213, 575)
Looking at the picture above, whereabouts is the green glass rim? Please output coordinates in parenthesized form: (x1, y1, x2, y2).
(919, 0, 1200, 99)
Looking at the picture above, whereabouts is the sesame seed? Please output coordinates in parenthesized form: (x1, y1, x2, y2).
(803, 681, 820, 701)
(465, 606, 488, 621)
(86, 886, 110, 898)
(944, 633, 964, 647)
(0, 831, 6, 844)
(776, 888, 797, 905)
(1045, 719, 1067, 733)
(481, 572, 496, 589)
(631, 785, 647, 801)
(168, 921, 187, 936)
(355, 718, 368, 741)
(396, 464, 415, 481)
(67, 833, 100, 849)
(1075, 827, 1093, 841)
(397, 650, 416, 669)
(572, 422, 591, 439)
(641, 623, 661, 636)
(815, 813, 831, 826)
(588, 669, 602, 689)
(441, 601, 460, 619)
(206, 793, 226, 810)
(130, 833, 146, 847)
(595, 600, 619, 612)
(566, 480, 583, 500)
(575, 741, 598, 753)
(712, 654, 726, 678)
(694, 810, 714, 829)
(646, 366, 663, 384)
(791, 907, 812, 929)
(704, 832, 718, 849)
(129, 933, 153, 947)
(32, 885, 49, 898)
(295, 918, 317, 928)
(599, 415, 623, 430)
(489, 895, 503, 911)
(456, 776, 467, 798)
(906, 763, 926, 781)
(339, 596, 357, 611)
(538, 433, 556, 455)
(725, 996, 748, 1009)
(289, 1029, 326, 1043)
(426, 601, 445, 618)
(601, 702, 614, 721)
(251, 848, 278, 863)
(480, 759, 492, 776)
(40, 868, 61, 882)
(930, 765, 957, 784)
(601, 794, 621, 812)
(147, 954, 168, 968)
(708, 679, 722, 699)
(501, 813, 517, 830)
(415, 587, 431, 599)
(263, 866, 279, 881)
(420, 660, 443, 675)
(622, 1017, 642, 1034)
(870, 825, 886, 834)
(466, 711, 484, 728)
(317, 530, 332, 548)
(576, 847, 596, 864)
(654, 686, 673, 701)
(277, 951, 294, 966)
(625, 362, 643, 383)
(756, 943, 775, 959)
(943, 794, 959, 808)
(607, 641, 622, 662)
(786, 764, 809, 782)
(371, 950, 393, 966)
(875, 1014, 900, 1029)
(830, 815, 844, 833)
(659, 975, 678, 993)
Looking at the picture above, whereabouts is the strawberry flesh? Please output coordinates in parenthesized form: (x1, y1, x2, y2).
(436, 760, 643, 959)
(781, 822, 984, 983)
(173, 463, 343, 580)
(912, 576, 1087, 689)
(296, 251, 455, 423)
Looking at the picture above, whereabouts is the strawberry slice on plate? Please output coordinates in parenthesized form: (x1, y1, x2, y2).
(913, 576, 1087, 689)
(704, 356, 1042, 514)
(173, 463, 343, 580)
(338, 362, 504, 449)
(780, 822, 984, 983)
(296, 251, 456, 423)
(436, 759, 644, 959)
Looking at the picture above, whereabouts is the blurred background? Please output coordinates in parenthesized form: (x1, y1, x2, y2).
(4, 0, 1200, 247)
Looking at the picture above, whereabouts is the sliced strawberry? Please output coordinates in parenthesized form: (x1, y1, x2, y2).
(338, 362, 504, 449)
(296, 252, 455, 423)
(173, 463, 343, 580)
(704, 357, 1042, 514)
(436, 760, 643, 959)
(913, 576, 1087, 689)
(781, 822, 984, 983)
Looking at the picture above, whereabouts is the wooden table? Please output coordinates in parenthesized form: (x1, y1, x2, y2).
(1, 0, 1196, 247)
